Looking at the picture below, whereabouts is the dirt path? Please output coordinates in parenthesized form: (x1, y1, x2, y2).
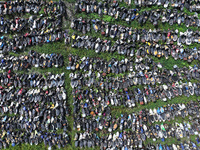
(64, 1, 74, 21)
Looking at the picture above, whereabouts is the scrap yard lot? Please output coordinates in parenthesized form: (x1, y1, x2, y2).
(0, 0, 200, 150)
